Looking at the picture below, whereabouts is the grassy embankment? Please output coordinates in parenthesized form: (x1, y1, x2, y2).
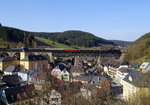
(35, 37, 74, 49)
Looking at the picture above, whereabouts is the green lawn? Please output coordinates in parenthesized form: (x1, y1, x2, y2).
(35, 37, 74, 49)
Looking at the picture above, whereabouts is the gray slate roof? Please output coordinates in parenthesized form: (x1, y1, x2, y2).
(0, 57, 14, 62)
(74, 75, 109, 87)
(90, 76, 109, 86)
(102, 58, 121, 68)
(19, 70, 37, 76)
(73, 75, 92, 83)
(70, 65, 84, 73)
(123, 70, 150, 88)
(2, 75, 23, 86)
(118, 67, 132, 73)
(5, 66, 20, 72)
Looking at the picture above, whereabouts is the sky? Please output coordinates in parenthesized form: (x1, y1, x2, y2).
(0, 0, 150, 41)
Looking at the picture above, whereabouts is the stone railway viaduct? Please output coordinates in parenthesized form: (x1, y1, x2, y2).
(0, 48, 124, 65)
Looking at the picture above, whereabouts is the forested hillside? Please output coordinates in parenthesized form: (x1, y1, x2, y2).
(34, 30, 115, 47)
(125, 32, 150, 64)
(111, 40, 132, 47)
(0, 25, 36, 48)
(0, 25, 115, 48)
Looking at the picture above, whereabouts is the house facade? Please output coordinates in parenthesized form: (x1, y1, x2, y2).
(42, 89, 61, 105)
(51, 67, 61, 79)
(18, 70, 37, 82)
(115, 67, 132, 85)
(4, 66, 20, 75)
(139, 62, 150, 72)
(60, 69, 70, 81)
(122, 70, 150, 100)
(0, 57, 15, 71)
(20, 51, 48, 72)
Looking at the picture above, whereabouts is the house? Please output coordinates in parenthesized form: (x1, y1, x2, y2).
(52, 82, 82, 104)
(51, 66, 62, 79)
(60, 69, 70, 81)
(4, 84, 39, 105)
(115, 67, 132, 85)
(20, 50, 48, 71)
(42, 89, 61, 105)
(30, 72, 47, 90)
(108, 60, 121, 77)
(0, 57, 15, 71)
(4, 66, 20, 75)
(2, 84, 61, 105)
(2, 75, 25, 87)
(103, 59, 129, 78)
(139, 62, 150, 72)
(0, 90, 8, 105)
(78, 84, 97, 102)
(102, 57, 115, 74)
(72, 75, 92, 84)
(73, 75, 110, 89)
(70, 65, 84, 77)
(103, 66, 109, 74)
(85, 65, 99, 76)
(122, 70, 150, 100)
(18, 69, 37, 82)
(90, 76, 110, 89)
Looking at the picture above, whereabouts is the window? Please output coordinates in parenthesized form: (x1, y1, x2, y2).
(64, 74, 68, 76)
(51, 98, 59, 102)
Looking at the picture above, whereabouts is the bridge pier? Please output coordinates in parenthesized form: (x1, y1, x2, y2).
(97, 55, 101, 65)
(120, 52, 125, 61)
(120, 49, 127, 61)
(7, 52, 16, 57)
(47, 52, 54, 62)
(74, 56, 79, 66)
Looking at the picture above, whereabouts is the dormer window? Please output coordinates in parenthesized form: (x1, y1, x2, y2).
(129, 76, 133, 81)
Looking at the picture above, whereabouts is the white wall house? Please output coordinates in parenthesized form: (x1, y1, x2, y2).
(51, 67, 61, 79)
(18, 70, 37, 82)
(115, 67, 131, 85)
(4, 66, 20, 75)
(104, 66, 109, 74)
(60, 69, 70, 81)
(139, 62, 150, 72)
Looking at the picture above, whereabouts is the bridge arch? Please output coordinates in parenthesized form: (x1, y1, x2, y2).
(0, 52, 9, 57)
(12, 52, 20, 59)
(41, 52, 53, 62)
